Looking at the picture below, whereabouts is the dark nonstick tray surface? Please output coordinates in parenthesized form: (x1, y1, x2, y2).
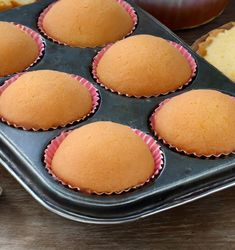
(1, 0, 235, 224)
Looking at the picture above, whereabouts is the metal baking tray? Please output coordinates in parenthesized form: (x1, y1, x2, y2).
(0, 0, 235, 224)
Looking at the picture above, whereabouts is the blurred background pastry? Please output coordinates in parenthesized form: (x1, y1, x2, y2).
(0, 0, 36, 11)
(192, 22, 235, 82)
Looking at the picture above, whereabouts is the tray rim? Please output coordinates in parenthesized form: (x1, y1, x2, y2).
(1, 152, 235, 224)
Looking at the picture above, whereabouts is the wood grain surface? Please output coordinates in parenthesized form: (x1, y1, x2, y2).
(0, 1, 235, 249)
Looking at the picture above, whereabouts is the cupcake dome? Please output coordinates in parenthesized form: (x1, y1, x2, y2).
(95, 35, 192, 97)
(152, 89, 235, 156)
(50, 121, 155, 194)
(41, 0, 134, 47)
(0, 70, 93, 130)
(0, 22, 39, 77)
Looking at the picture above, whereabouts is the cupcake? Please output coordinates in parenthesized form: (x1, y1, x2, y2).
(192, 22, 235, 82)
(0, 70, 98, 130)
(93, 34, 196, 97)
(45, 121, 162, 194)
(151, 89, 235, 157)
(39, 0, 136, 47)
(0, 21, 42, 77)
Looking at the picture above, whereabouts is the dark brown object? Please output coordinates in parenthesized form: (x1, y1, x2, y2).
(192, 21, 235, 56)
(133, 0, 229, 30)
(0, 2, 235, 249)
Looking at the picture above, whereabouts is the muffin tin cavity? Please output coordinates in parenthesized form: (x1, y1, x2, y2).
(44, 122, 164, 195)
(92, 37, 197, 98)
(0, 22, 45, 77)
(149, 90, 235, 158)
(0, 71, 100, 131)
(37, 0, 138, 48)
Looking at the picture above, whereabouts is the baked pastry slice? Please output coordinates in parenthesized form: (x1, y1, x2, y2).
(0, 0, 36, 11)
(192, 22, 235, 82)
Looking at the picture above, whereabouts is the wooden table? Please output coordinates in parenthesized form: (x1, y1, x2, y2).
(1, 2, 235, 249)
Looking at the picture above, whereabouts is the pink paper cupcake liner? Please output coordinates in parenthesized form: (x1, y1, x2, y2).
(3, 23, 45, 77)
(150, 98, 235, 158)
(37, 0, 138, 48)
(0, 72, 100, 131)
(44, 128, 164, 195)
(92, 41, 197, 98)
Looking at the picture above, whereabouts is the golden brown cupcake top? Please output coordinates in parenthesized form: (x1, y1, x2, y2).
(0, 70, 92, 130)
(96, 35, 192, 97)
(153, 89, 235, 156)
(51, 121, 155, 194)
(0, 21, 39, 77)
(41, 0, 133, 47)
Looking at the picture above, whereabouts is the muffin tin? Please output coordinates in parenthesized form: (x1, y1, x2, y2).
(0, 0, 235, 224)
